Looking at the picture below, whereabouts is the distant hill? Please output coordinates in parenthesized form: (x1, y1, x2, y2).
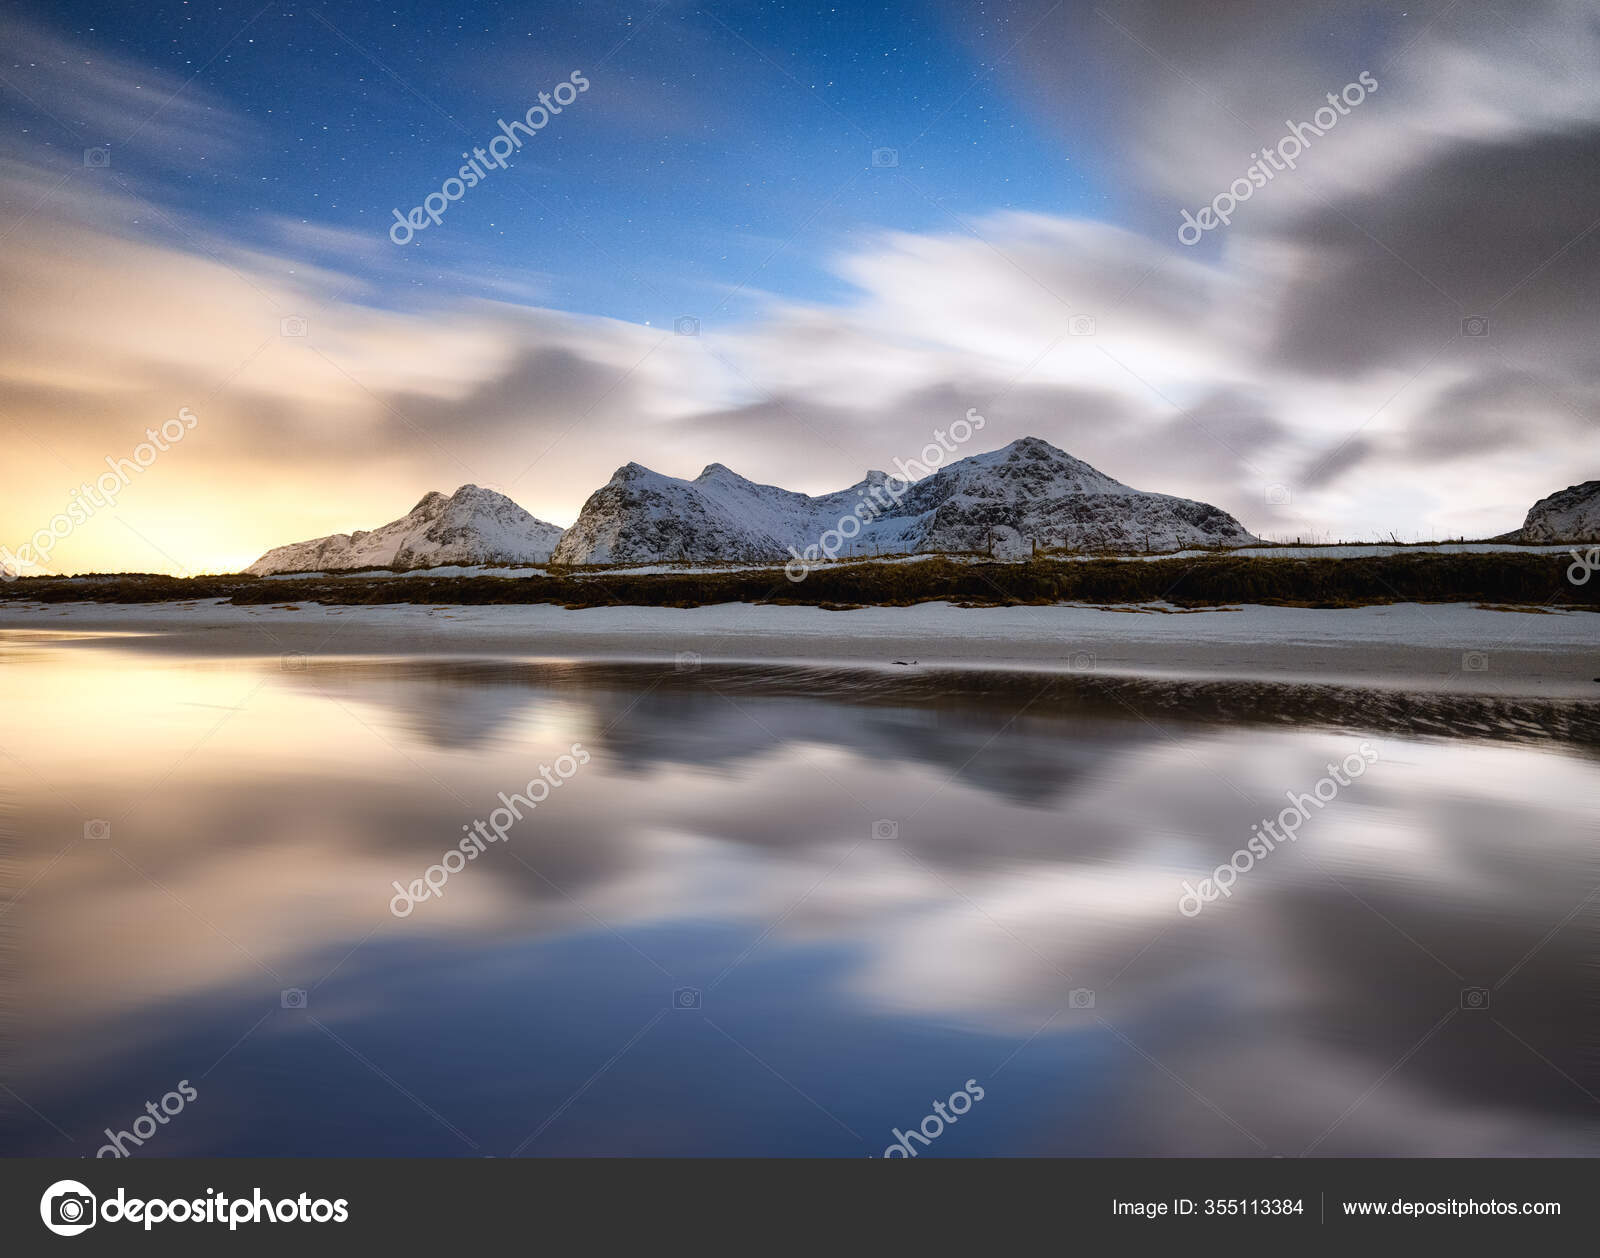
(1505, 480, 1600, 542)
(247, 485, 564, 575)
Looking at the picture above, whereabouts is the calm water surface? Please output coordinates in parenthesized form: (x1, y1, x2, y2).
(3, 635, 1597, 1156)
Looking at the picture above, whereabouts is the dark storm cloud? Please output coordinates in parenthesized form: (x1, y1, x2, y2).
(671, 379, 1139, 480)
(1298, 436, 1376, 490)
(977, 0, 1588, 205)
(1405, 371, 1599, 463)
(384, 345, 639, 450)
(1270, 128, 1600, 376)
(983, 383, 1285, 511)
(954, 0, 1600, 511)
(943, 0, 1417, 225)
(660, 378, 1277, 525)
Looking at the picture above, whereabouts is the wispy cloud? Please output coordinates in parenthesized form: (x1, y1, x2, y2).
(1, 5, 1596, 571)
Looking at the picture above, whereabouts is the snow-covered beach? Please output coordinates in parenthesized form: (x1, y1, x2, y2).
(4, 599, 1594, 698)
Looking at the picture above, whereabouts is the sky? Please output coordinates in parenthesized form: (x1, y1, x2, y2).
(1, 0, 1596, 574)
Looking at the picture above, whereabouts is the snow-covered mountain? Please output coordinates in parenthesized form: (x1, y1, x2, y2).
(1509, 480, 1600, 542)
(551, 437, 1256, 565)
(247, 485, 564, 575)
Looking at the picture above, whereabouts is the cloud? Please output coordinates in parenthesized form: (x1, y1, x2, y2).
(983, 0, 1600, 221)
(0, 179, 1586, 570)
(1268, 128, 1600, 376)
(2, 7, 1597, 570)
(0, 14, 258, 170)
(1298, 436, 1376, 490)
(1405, 371, 1598, 463)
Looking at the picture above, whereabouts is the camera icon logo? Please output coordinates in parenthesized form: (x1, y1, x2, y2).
(1067, 314, 1096, 337)
(281, 987, 308, 1009)
(281, 651, 308, 672)
(871, 818, 899, 841)
(871, 147, 898, 168)
(674, 650, 700, 673)
(40, 1180, 97, 1236)
(280, 315, 308, 337)
(673, 986, 702, 1010)
(83, 147, 111, 169)
(1264, 483, 1292, 506)
(674, 316, 699, 337)
(1067, 651, 1096, 672)
(1461, 651, 1489, 673)
(84, 818, 111, 841)
(1460, 985, 1490, 1011)
(1068, 987, 1096, 1009)
(1461, 315, 1490, 337)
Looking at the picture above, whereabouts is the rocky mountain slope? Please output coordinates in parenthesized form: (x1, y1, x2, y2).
(551, 437, 1256, 565)
(1508, 480, 1600, 542)
(247, 485, 564, 575)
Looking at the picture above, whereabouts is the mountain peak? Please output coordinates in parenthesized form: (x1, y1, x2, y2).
(552, 438, 1255, 564)
(1002, 435, 1059, 456)
(446, 483, 515, 507)
(1514, 478, 1600, 541)
(249, 485, 564, 574)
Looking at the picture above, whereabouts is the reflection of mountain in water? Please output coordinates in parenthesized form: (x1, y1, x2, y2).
(282, 657, 1600, 773)
(588, 686, 1168, 809)
(282, 659, 1174, 807)
(284, 667, 547, 750)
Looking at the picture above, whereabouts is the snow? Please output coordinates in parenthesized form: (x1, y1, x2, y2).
(4, 599, 1594, 697)
(241, 444, 1595, 580)
(1513, 480, 1600, 542)
(263, 564, 550, 580)
(1055, 542, 1585, 562)
(551, 436, 1256, 565)
(247, 485, 564, 575)
(248, 541, 1581, 580)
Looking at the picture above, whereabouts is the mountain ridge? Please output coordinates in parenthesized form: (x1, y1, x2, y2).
(550, 436, 1258, 565)
(1507, 479, 1600, 543)
(246, 484, 564, 575)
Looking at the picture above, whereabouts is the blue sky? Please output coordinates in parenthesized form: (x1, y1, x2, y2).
(11, 0, 1106, 323)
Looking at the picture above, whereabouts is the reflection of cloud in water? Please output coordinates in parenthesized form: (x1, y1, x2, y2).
(283, 665, 549, 751)
(8, 651, 1598, 1154)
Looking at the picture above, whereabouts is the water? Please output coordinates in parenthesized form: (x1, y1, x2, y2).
(3, 636, 1597, 1157)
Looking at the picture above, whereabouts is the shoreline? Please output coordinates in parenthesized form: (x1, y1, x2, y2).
(2, 598, 1595, 699)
